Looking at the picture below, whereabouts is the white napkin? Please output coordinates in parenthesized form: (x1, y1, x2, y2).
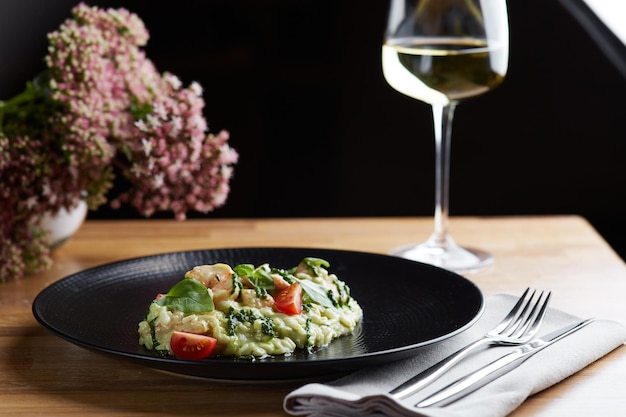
(284, 294, 626, 417)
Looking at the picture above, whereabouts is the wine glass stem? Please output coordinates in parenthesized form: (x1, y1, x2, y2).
(431, 103, 456, 248)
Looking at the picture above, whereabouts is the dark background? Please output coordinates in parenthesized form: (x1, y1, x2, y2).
(2, 1, 626, 257)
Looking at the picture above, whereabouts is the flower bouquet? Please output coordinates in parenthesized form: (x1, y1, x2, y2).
(0, 3, 238, 281)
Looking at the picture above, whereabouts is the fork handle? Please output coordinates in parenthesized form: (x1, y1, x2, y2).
(389, 337, 492, 400)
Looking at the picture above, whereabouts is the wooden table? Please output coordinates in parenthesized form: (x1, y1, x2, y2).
(1, 216, 625, 416)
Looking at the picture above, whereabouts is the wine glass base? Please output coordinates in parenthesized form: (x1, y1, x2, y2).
(389, 242, 493, 274)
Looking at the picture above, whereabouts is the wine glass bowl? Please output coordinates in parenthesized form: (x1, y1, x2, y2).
(383, 0, 509, 273)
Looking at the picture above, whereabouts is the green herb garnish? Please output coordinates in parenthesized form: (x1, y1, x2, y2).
(227, 307, 276, 337)
(234, 263, 275, 294)
(301, 257, 330, 276)
(295, 278, 336, 309)
(156, 278, 214, 314)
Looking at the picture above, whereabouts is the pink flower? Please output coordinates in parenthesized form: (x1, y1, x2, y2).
(110, 72, 238, 221)
(0, 3, 237, 281)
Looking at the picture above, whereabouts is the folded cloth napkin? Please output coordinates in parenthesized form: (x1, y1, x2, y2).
(284, 293, 626, 417)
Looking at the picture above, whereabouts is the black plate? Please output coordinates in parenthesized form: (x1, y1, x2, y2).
(32, 247, 483, 380)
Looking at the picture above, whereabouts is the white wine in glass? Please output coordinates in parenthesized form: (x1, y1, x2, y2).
(383, 0, 509, 272)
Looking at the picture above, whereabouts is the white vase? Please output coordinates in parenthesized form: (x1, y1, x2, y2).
(41, 201, 88, 249)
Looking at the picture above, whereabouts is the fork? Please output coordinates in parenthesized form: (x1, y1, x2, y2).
(390, 288, 551, 400)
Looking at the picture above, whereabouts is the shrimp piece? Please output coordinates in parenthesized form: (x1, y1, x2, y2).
(271, 273, 291, 292)
(185, 263, 234, 287)
(293, 262, 312, 276)
(185, 263, 240, 304)
(237, 268, 290, 292)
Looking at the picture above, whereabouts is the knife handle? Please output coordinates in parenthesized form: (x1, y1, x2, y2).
(416, 345, 533, 407)
(415, 318, 594, 408)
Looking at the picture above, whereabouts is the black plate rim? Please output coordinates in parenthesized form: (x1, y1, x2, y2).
(32, 247, 484, 379)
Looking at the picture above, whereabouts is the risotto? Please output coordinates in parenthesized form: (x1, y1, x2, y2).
(138, 257, 363, 360)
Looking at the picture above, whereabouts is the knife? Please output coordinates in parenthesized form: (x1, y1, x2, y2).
(415, 318, 595, 408)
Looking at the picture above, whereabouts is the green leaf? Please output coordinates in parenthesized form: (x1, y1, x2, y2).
(301, 257, 330, 277)
(294, 277, 335, 309)
(250, 268, 275, 290)
(302, 257, 330, 268)
(234, 263, 274, 290)
(233, 263, 254, 277)
(156, 278, 214, 313)
(130, 97, 153, 120)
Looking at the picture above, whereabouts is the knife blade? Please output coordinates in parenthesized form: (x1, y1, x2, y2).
(415, 318, 595, 408)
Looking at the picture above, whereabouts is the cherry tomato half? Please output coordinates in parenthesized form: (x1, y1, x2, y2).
(169, 331, 217, 360)
(274, 282, 303, 315)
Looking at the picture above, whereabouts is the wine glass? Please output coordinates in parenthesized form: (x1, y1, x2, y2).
(382, 0, 509, 272)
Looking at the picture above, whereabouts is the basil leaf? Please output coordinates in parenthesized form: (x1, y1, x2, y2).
(250, 268, 275, 290)
(233, 264, 254, 277)
(156, 278, 214, 313)
(301, 257, 330, 277)
(234, 263, 274, 290)
(294, 277, 335, 309)
(302, 257, 330, 268)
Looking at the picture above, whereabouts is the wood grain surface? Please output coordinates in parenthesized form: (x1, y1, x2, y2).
(1, 216, 625, 416)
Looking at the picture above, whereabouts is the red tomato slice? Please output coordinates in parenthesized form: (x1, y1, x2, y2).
(274, 282, 303, 315)
(169, 331, 217, 360)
